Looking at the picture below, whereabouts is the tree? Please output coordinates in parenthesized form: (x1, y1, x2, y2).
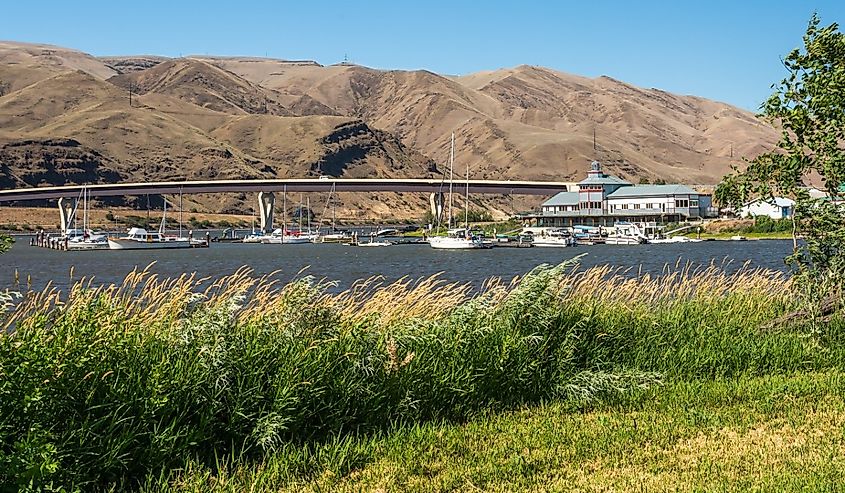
(0, 234, 11, 254)
(717, 14, 845, 303)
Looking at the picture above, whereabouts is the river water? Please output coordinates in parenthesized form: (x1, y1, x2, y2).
(1, 235, 793, 294)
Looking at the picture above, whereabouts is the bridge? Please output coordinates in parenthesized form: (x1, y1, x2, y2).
(0, 178, 572, 234)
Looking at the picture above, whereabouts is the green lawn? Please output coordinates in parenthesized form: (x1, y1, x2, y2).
(153, 373, 845, 492)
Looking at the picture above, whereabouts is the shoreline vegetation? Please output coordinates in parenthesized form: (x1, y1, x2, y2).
(3, 257, 844, 491)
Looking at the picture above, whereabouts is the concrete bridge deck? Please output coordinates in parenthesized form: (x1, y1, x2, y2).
(0, 178, 571, 202)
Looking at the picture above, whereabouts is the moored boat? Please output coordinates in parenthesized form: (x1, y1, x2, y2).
(108, 228, 191, 250)
(428, 228, 489, 249)
(530, 229, 576, 247)
(605, 222, 648, 245)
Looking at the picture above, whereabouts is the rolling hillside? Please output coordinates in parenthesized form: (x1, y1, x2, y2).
(0, 41, 779, 219)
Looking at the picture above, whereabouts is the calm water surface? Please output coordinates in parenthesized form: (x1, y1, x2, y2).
(2, 236, 793, 294)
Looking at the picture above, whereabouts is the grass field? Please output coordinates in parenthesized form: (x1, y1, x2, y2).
(1, 258, 843, 491)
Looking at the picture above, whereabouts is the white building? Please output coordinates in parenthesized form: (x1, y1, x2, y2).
(738, 198, 794, 219)
(526, 161, 715, 228)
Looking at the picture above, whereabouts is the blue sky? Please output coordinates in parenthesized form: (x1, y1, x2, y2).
(3, 1, 843, 110)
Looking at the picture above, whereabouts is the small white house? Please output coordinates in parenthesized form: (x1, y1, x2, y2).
(739, 197, 794, 219)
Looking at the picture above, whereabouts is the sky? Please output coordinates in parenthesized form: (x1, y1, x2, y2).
(3, 0, 844, 110)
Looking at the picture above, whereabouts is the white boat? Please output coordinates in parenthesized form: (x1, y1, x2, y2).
(108, 228, 191, 250)
(357, 240, 392, 247)
(605, 222, 648, 245)
(649, 235, 703, 244)
(67, 230, 109, 250)
(531, 229, 576, 247)
(428, 133, 488, 250)
(107, 200, 190, 250)
(261, 229, 312, 244)
(428, 228, 489, 249)
(64, 187, 109, 250)
(241, 233, 266, 243)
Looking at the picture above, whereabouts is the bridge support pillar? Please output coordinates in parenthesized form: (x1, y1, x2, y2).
(429, 192, 444, 226)
(258, 192, 275, 233)
(58, 197, 78, 235)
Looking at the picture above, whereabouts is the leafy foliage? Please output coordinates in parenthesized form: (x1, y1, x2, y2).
(0, 234, 12, 254)
(717, 14, 845, 295)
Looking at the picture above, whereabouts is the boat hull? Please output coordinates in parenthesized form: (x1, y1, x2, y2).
(605, 237, 643, 245)
(428, 238, 489, 249)
(108, 239, 191, 250)
(67, 241, 109, 251)
(531, 239, 575, 247)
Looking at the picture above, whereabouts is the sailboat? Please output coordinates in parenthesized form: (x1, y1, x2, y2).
(67, 186, 109, 250)
(263, 186, 310, 244)
(428, 133, 488, 250)
(108, 198, 191, 250)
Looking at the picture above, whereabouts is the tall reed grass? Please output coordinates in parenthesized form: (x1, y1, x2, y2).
(0, 258, 839, 490)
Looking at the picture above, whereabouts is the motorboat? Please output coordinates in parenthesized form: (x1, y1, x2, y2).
(649, 235, 704, 244)
(108, 228, 191, 250)
(356, 239, 392, 247)
(67, 230, 109, 250)
(605, 222, 648, 245)
(107, 199, 191, 250)
(530, 229, 576, 247)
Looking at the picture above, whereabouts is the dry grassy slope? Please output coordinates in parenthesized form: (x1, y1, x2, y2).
(0, 41, 117, 94)
(208, 58, 778, 184)
(108, 58, 293, 116)
(0, 43, 782, 220)
(0, 53, 437, 217)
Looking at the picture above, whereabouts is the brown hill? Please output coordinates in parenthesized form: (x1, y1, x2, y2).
(205, 59, 777, 184)
(0, 65, 435, 216)
(0, 42, 780, 220)
(109, 58, 293, 116)
(0, 41, 117, 95)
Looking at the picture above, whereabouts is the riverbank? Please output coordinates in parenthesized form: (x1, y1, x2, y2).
(2, 259, 842, 491)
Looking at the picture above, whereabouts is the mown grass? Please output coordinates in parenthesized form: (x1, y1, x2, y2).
(1, 258, 842, 491)
(153, 372, 845, 492)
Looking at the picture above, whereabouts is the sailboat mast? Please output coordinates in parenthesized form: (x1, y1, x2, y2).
(282, 185, 287, 242)
(332, 183, 337, 231)
(465, 158, 469, 229)
(447, 132, 454, 229)
(82, 186, 87, 233)
(178, 189, 183, 238)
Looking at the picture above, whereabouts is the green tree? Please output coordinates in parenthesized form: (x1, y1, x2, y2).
(0, 234, 11, 254)
(717, 14, 845, 302)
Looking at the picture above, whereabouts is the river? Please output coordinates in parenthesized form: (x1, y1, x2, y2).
(1, 235, 793, 294)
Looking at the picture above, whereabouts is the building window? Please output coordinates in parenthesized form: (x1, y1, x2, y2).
(690, 199, 699, 208)
(633, 204, 640, 210)
(675, 199, 689, 208)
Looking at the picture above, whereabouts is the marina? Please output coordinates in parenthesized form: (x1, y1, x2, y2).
(3, 235, 794, 294)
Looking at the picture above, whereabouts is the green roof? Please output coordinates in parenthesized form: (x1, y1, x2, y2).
(607, 184, 698, 198)
(578, 174, 631, 186)
(542, 191, 580, 207)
